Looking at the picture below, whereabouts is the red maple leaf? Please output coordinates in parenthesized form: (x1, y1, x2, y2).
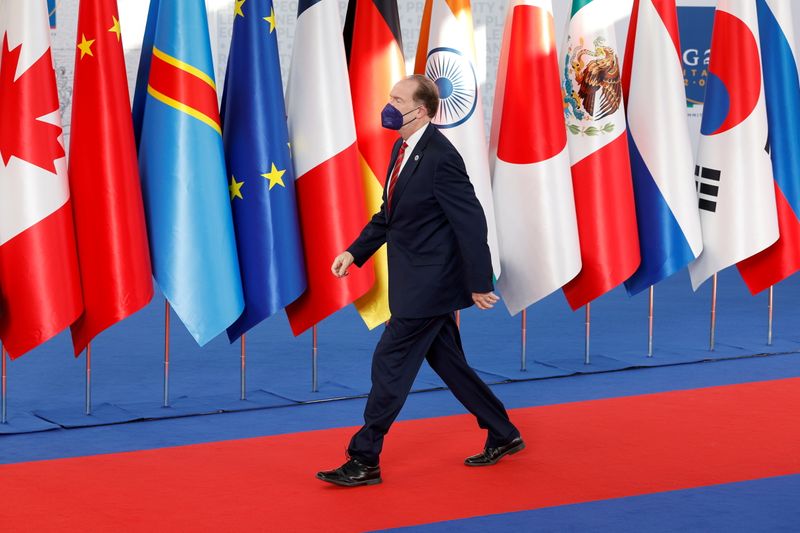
(0, 35, 65, 174)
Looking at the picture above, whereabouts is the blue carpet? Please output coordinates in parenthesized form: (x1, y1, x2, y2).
(1, 267, 799, 447)
(379, 474, 800, 532)
(1, 268, 798, 430)
(1, 352, 798, 465)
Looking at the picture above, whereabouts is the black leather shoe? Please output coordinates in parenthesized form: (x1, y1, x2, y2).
(464, 437, 525, 466)
(316, 458, 382, 487)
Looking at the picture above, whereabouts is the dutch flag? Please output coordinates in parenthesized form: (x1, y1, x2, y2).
(623, 0, 703, 295)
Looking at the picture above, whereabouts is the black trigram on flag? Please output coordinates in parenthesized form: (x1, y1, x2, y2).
(695, 165, 721, 212)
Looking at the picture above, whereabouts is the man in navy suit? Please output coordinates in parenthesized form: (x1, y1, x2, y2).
(316, 75, 523, 487)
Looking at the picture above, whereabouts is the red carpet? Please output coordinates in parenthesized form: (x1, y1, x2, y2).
(1, 378, 799, 532)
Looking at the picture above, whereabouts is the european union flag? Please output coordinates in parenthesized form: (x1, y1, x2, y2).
(133, 0, 244, 346)
(221, 0, 306, 340)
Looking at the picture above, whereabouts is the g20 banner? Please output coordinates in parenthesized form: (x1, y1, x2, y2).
(677, 6, 715, 150)
(678, 6, 714, 106)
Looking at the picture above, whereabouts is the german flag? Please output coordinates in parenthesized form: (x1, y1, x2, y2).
(344, 0, 405, 328)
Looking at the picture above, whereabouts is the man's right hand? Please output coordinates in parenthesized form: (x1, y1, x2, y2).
(331, 251, 355, 278)
(472, 291, 500, 310)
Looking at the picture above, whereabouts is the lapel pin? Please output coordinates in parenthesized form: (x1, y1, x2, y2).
(414, 155, 420, 161)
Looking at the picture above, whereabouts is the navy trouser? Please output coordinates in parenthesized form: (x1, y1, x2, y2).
(348, 313, 520, 466)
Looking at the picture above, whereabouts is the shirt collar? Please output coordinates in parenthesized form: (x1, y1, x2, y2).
(403, 122, 428, 154)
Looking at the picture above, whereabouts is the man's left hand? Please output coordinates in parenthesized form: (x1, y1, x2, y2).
(472, 292, 499, 310)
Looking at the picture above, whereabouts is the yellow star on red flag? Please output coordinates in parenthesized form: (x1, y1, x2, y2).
(108, 16, 122, 42)
(77, 34, 95, 59)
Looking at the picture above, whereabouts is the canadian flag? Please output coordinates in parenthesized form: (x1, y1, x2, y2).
(0, 0, 83, 358)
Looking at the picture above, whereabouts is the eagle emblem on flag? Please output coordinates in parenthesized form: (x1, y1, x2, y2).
(563, 36, 622, 134)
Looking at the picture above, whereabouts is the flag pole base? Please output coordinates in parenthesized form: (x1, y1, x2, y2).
(767, 286, 774, 346)
(1, 346, 7, 424)
(647, 286, 654, 357)
(85, 343, 92, 416)
(311, 326, 318, 393)
(240, 334, 247, 401)
(164, 301, 171, 407)
(521, 309, 527, 372)
(709, 274, 718, 352)
(584, 303, 591, 365)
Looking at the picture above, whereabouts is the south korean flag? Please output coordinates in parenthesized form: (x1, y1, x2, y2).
(688, 0, 778, 290)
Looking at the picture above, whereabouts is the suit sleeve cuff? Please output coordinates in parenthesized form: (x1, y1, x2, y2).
(346, 246, 368, 268)
(469, 277, 494, 294)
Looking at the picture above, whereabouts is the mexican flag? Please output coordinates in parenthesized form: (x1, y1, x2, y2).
(561, 0, 640, 309)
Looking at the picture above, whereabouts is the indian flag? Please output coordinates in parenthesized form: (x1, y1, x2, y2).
(415, 0, 500, 276)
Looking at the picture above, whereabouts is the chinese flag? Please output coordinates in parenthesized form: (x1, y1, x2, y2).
(68, 0, 153, 354)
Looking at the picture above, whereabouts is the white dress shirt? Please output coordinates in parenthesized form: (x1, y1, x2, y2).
(386, 122, 428, 192)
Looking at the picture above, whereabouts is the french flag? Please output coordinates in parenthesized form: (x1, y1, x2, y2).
(622, 0, 703, 295)
(737, 0, 800, 293)
(285, 0, 374, 335)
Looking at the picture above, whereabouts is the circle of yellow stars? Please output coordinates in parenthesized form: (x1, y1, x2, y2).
(262, 163, 286, 190)
(229, 176, 244, 200)
(234, 0, 277, 33)
(229, 162, 287, 201)
(229, 0, 287, 203)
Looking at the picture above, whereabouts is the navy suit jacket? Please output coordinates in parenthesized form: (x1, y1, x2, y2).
(347, 124, 494, 318)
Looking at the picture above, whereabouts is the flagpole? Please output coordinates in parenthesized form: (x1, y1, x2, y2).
(455, 310, 460, 329)
(311, 325, 318, 392)
(240, 334, 246, 400)
(1, 346, 7, 424)
(647, 286, 654, 357)
(164, 301, 171, 407)
(584, 303, 591, 365)
(767, 285, 774, 346)
(709, 273, 718, 351)
(85, 342, 92, 415)
(520, 308, 527, 371)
